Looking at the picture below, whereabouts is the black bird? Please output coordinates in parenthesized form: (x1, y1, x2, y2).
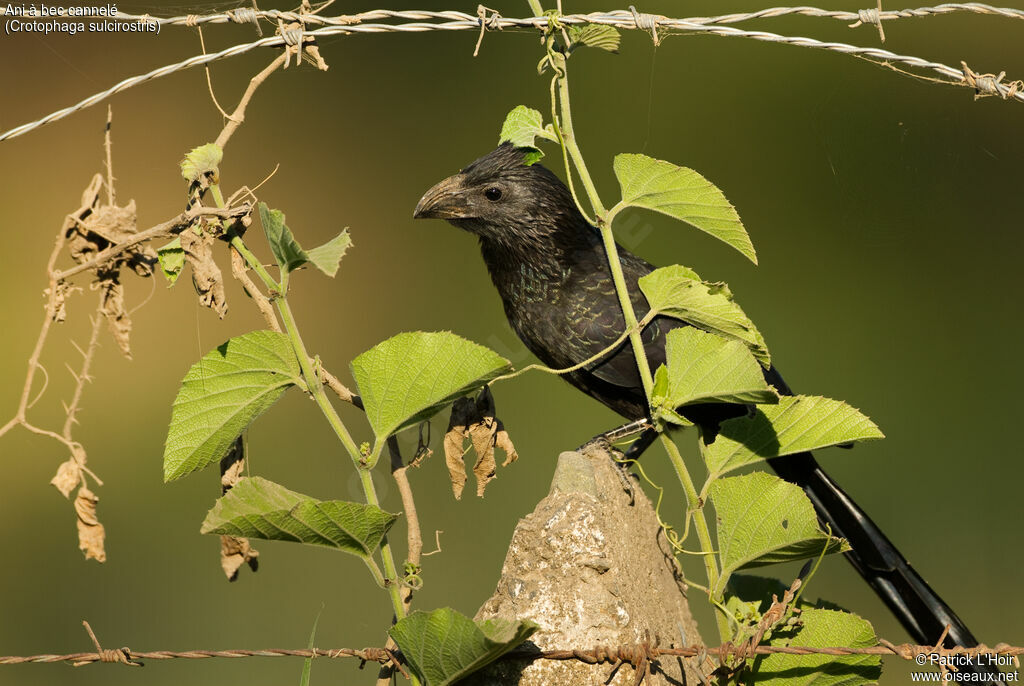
(414, 143, 989, 664)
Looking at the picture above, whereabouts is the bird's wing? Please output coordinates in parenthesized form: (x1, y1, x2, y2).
(558, 250, 685, 390)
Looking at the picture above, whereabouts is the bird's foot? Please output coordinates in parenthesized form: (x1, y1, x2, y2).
(580, 418, 653, 447)
(578, 421, 661, 505)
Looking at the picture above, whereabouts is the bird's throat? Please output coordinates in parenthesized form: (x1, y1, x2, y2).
(478, 229, 599, 307)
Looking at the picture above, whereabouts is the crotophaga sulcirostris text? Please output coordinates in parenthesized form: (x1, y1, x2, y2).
(414, 143, 990, 667)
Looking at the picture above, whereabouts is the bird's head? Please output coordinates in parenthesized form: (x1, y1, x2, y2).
(413, 143, 586, 248)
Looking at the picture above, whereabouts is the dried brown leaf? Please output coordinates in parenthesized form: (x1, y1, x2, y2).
(495, 428, 519, 467)
(87, 201, 156, 277)
(468, 417, 498, 498)
(78, 173, 104, 211)
(216, 437, 256, 580)
(442, 388, 518, 499)
(66, 227, 100, 265)
(50, 457, 82, 498)
(180, 227, 228, 318)
(444, 396, 473, 500)
(220, 535, 259, 581)
(97, 274, 132, 358)
(74, 486, 106, 563)
(65, 181, 104, 264)
(62, 178, 155, 276)
(45, 279, 78, 323)
(219, 436, 246, 490)
(87, 202, 136, 243)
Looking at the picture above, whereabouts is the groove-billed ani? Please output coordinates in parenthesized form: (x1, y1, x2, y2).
(414, 143, 988, 663)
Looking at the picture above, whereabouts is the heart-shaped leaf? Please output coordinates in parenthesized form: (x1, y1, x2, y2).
(163, 331, 302, 481)
(614, 154, 755, 263)
(712, 472, 848, 594)
(390, 608, 537, 686)
(201, 477, 398, 559)
(351, 331, 511, 441)
(706, 396, 883, 477)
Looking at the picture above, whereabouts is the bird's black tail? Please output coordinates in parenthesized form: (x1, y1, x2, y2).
(768, 451, 1002, 681)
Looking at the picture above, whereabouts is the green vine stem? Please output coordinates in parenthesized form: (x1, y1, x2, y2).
(207, 182, 411, 652)
(540, 15, 733, 644)
(548, 50, 655, 402)
(663, 434, 731, 642)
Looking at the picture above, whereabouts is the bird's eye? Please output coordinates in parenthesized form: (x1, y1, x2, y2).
(484, 187, 503, 201)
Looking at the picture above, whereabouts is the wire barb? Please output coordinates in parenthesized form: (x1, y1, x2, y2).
(629, 5, 661, 45)
(849, 0, 887, 41)
(228, 7, 258, 27)
(281, 26, 304, 45)
(74, 621, 141, 668)
(961, 60, 1023, 99)
(473, 5, 502, 56)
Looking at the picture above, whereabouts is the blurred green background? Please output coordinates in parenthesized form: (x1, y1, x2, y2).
(1, 1, 1021, 684)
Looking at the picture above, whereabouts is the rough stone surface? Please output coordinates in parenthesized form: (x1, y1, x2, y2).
(467, 443, 703, 685)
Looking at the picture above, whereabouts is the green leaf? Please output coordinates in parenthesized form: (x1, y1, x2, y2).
(304, 229, 352, 277)
(157, 237, 184, 286)
(163, 331, 303, 481)
(201, 477, 398, 558)
(258, 203, 308, 275)
(257, 203, 350, 278)
(351, 332, 511, 440)
(711, 472, 848, 593)
(389, 608, 537, 686)
(753, 608, 882, 686)
(639, 266, 770, 366)
(661, 328, 778, 408)
(705, 396, 884, 477)
(652, 364, 669, 406)
(652, 366, 693, 426)
(180, 143, 223, 182)
(726, 577, 882, 686)
(613, 153, 756, 263)
(568, 24, 621, 52)
(498, 106, 557, 164)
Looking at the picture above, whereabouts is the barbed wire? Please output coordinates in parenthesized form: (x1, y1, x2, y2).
(0, 646, 392, 667)
(1, 5, 1022, 143)
(2, 4, 1022, 28)
(2, 631, 1019, 670)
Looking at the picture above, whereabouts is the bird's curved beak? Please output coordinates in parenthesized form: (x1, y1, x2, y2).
(413, 174, 468, 220)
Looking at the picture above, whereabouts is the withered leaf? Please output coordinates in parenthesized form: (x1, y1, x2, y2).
(218, 437, 257, 580)
(87, 201, 157, 277)
(50, 456, 82, 498)
(63, 184, 156, 276)
(219, 436, 246, 491)
(444, 397, 473, 500)
(220, 535, 260, 581)
(74, 486, 106, 563)
(495, 428, 519, 468)
(96, 273, 132, 358)
(45, 279, 78, 323)
(443, 387, 518, 499)
(180, 226, 228, 318)
(61, 174, 103, 241)
(78, 174, 104, 212)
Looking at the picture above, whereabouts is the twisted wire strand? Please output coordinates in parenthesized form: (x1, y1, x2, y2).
(2, 4, 1020, 27)
(0, 647, 390, 665)
(1, 8, 1021, 143)
(1, 639, 1020, 666)
(669, 3, 1024, 24)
